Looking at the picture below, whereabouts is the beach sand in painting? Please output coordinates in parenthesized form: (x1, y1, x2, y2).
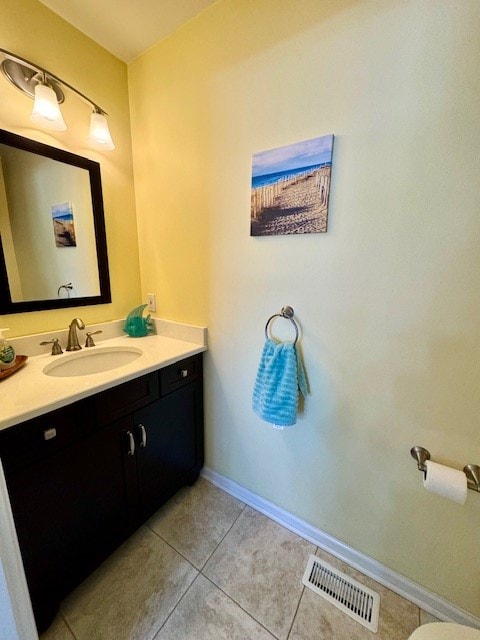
(54, 218, 76, 247)
(251, 166, 331, 236)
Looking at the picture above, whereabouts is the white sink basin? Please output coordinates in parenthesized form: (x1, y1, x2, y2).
(43, 346, 143, 377)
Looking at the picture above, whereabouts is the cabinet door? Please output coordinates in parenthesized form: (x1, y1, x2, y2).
(6, 419, 133, 632)
(135, 381, 202, 521)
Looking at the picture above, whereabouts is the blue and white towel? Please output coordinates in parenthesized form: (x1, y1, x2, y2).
(252, 338, 307, 428)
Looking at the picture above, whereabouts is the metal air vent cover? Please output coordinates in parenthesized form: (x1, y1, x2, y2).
(302, 554, 380, 632)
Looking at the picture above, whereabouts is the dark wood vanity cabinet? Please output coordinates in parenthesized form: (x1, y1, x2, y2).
(96, 355, 204, 523)
(0, 354, 204, 633)
(4, 412, 132, 631)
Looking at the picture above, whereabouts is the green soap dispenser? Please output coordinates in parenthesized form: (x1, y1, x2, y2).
(0, 328, 16, 369)
(124, 304, 154, 337)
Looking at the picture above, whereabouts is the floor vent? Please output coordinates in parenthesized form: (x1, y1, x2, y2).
(302, 555, 380, 633)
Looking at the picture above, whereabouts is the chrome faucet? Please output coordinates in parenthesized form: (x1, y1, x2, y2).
(66, 318, 85, 351)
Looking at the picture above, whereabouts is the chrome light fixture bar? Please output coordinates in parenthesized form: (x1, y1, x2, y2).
(0, 48, 115, 150)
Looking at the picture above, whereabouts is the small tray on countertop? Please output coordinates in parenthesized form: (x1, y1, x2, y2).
(0, 355, 28, 380)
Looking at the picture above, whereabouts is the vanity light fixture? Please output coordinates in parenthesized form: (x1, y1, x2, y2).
(30, 77, 67, 131)
(0, 48, 115, 150)
(87, 109, 115, 151)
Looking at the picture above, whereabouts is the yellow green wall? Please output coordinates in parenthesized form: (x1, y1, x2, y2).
(0, 0, 141, 336)
(2, 0, 479, 620)
(129, 0, 480, 617)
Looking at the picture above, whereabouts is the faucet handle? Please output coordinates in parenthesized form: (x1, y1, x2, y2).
(40, 339, 63, 355)
(85, 330, 102, 348)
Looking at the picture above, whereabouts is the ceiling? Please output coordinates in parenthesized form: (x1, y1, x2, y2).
(38, 0, 217, 63)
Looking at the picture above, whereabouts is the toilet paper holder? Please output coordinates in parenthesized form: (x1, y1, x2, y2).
(410, 446, 480, 492)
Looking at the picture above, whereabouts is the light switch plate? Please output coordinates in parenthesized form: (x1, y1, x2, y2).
(147, 293, 156, 312)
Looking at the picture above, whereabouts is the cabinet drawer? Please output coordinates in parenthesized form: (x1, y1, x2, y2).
(96, 372, 159, 425)
(0, 401, 94, 473)
(160, 355, 202, 396)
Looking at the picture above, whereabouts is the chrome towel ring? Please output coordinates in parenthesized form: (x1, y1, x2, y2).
(265, 305, 299, 345)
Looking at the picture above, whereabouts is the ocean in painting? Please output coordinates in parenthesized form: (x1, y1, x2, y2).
(52, 202, 73, 220)
(52, 213, 74, 223)
(252, 162, 332, 189)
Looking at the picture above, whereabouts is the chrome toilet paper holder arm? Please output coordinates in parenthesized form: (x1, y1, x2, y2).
(410, 446, 480, 493)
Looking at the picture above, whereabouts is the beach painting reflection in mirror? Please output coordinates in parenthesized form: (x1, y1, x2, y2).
(52, 202, 77, 247)
(250, 134, 334, 236)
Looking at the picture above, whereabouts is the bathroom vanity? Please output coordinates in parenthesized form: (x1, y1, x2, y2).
(0, 323, 206, 633)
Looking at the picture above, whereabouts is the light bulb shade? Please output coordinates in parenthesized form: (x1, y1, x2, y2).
(88, 112, 115, 150)
(30, 84, 67, 131)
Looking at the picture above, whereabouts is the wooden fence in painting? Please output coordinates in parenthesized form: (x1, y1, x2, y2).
(251, 166, 331, 220)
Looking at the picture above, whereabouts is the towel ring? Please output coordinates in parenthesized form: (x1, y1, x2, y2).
(265, 305, 299, 345)
(57, 282, 73, 298)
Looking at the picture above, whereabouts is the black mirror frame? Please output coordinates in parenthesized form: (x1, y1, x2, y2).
(0, 129, 111, 314)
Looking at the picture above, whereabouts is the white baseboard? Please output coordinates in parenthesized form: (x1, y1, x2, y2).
(201, 467, 480, 630)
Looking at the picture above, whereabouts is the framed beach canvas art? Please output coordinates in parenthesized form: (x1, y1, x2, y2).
(250, 134, 334, 236)
(51, 202, 77, 247)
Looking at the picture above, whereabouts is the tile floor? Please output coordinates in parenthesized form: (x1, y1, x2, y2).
(40, 477, 438, 640)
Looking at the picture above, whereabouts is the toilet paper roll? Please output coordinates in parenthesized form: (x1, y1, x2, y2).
(423, 460, 467, 504)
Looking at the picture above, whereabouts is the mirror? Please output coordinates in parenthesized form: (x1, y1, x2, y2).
(0, 129, 111, 314)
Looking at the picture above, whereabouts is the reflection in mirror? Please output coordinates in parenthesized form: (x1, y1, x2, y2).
(0, 129, 110, 314)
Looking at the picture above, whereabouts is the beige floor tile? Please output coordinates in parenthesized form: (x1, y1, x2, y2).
(289, 548, 419, 640)
(148, 477, 245, 569)
(203, 506, 315, 640)
(40, 615, 75, 640)
(60, 526, 198, 640)
(155, 574, 277, 640)
(40, 481, 431, 640)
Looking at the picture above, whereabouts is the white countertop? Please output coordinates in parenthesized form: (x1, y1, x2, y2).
(0, 319, 207, 432)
